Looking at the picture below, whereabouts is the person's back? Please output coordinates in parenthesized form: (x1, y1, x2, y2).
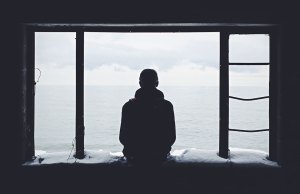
(119, 69, 176, 165)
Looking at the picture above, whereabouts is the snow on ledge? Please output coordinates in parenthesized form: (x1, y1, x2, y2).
(23, 148, 279, 168)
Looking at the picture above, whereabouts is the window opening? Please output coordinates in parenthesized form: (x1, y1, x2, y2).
(24, 24, 279, 163)
(84, 32, 220, 152)
(35, 32, 76, 153)
(219, 33, 272, 159)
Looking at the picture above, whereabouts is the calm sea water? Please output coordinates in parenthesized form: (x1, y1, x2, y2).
(35, 85, 269, 153)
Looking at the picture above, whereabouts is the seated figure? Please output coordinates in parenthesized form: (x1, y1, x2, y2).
(119, 69, 176, 165)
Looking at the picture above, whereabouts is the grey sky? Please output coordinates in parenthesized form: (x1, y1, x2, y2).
(35, 32, 269, 86)
(84, 32, 219, 70)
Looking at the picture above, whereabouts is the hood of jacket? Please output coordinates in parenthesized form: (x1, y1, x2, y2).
(134, 88, 164, 101)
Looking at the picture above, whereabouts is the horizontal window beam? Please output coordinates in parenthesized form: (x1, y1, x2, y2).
(26, 23, 277, 28)
(24, 23, 278, 33)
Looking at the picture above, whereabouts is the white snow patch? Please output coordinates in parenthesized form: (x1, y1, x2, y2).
(171, 149, 187, 157)
(229, 148, 278, 167)
(170, 148, 229, 166)
(110, 151, 123, 157)
(35, 150, 47, 155)
(23, 150, 124, 165)
(23, 148, 279, 167)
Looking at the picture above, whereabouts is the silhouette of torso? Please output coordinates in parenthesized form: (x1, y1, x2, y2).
(119, 88, 176, 163)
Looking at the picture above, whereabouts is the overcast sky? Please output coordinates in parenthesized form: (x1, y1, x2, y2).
(35, 32, 269, 86)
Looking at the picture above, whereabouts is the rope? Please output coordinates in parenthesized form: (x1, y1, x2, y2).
(35, 68, 42, 84)
(34, 68, 42, 96)
(67, 138, 75, 162)
(229, 128, 269, 132)
(229, 96, 269, 101)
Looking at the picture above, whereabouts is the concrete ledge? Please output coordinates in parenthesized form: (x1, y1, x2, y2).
(23, 148, 279, 168)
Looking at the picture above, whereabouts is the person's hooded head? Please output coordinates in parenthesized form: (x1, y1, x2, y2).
(139, 69, 159, 89)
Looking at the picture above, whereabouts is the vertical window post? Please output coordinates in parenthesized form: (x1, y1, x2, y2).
(25, 28, 35, 161)
(219, 32, 229, 159)
(76, 31, 85, 159)
(269, 31, 279, 161)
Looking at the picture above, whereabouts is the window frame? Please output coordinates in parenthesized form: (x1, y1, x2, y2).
(219, 31, 280, 160)
(20, 23, 281, 163)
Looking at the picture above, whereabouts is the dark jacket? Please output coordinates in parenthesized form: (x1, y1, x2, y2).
(119, 88, 176, 161)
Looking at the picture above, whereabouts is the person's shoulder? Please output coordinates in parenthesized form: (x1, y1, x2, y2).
(122, 98, 137, 108)
(161, 99, 174, 108)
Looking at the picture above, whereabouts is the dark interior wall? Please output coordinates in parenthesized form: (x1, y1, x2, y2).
(2, 0, 300, 170)
(281, 23, 300, 166)
(1, 1, 300, 193)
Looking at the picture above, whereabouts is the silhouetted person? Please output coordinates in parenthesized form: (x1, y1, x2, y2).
(119, 69, 176, 165)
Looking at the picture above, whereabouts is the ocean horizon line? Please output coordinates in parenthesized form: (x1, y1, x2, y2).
(36, 84, 268, 87)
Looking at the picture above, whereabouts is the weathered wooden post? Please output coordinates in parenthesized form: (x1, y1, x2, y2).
(269, 30, 280, 161)
(219, 31, 229, 159)
(76, 31, 85, 159)
(23, 26, 35, 162)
